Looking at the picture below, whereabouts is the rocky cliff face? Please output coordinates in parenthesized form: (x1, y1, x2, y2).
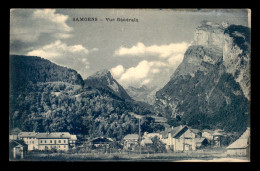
(154, 22, 250, 132)
(193, 22, 251, 100)
(84, 69, 132, 101)
(193, 21, 227, 51)
(223, 25, 251, 100)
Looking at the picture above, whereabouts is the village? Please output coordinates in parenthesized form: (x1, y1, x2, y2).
(9, 116, 250, 161)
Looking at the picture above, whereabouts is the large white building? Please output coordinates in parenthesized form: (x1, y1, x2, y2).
(17, 132, 77, 151)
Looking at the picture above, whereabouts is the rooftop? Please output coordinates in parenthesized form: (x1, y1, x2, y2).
(18, 132, 37, 138)
(190, 128, 201, 134)
(226, 138, 249, 149)
(144, 133, 160, 138)
(227, 128, 250, 149)
(160, 125, 188, 139)
(123, 134, 139, 140)
(141, 138, 153, 144)
(170, 125, 188, 138)
(195, 137, 207, 143)
(70, 135, 77, 140)
(90, 137, 114, 144)
(35, 132, 71, 139)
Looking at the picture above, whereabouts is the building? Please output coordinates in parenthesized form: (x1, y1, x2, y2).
(202, 129, 223, 146)
(89, 137, 114, 148)
(9, 134, 18, 140)
(9, 128, 22, 140)
(16, 131, 77, 151)
(140, 137, 153, 147)
(143, 132, 160, 139)
(226, 128, 250, 157)
(18, 132, 38, 151)
(159, 125, 196, 152)
(123, 134, 139, 150)
(212, 131, 223, 147)
(194, 137, 208, 148)
(190, 128, 202, 138)
(36, 132, 71, 151)
(202, 129, 215, 142)
(69, 135, 77, 149)
(9, 140, 28, 160)
(149, 116, 167, 124)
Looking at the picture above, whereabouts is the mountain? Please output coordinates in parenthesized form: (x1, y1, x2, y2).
(84, 69, 132, 101)
(10, 55, 85, 134)
(10, 55, 84, 93)
(154, 21, 250, 132)
(126, 85, 159, 105)
(10, 55, 162, 140)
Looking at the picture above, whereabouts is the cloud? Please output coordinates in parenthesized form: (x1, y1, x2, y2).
(110, 65, 125, 79)
(10, 9, 73, 53)
(27, 40, 91, 78)
(168, 54, 185, 67)
(112, 42, 190, 88)
(114, 42, 190, 58)
(151, 68, 160, 74)
(141, 79, 151, 86)
(111, 60, 172, 88)
(27, 40, 88, 58)
(111, 60, 150, 87)
(32, 9, 72, 32)
(115, 42, 146, 56)
(119, 60, 151, 81)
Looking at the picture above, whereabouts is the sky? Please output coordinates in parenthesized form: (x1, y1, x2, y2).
(10, 8, 250, 89)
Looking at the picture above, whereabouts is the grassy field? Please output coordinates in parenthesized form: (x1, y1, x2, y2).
(13, 147, 249, 162)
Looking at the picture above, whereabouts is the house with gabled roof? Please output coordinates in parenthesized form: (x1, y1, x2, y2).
(123, 134, 139, 150)
(18, 132, 38, 151)
(159, 125, 196, 152)
(89, 137, 114, 148)
(226, 127, 250, 157)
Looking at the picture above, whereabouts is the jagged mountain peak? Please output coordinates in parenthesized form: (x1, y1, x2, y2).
(90, 69, 112, 79)
(84, 69, 132, 100)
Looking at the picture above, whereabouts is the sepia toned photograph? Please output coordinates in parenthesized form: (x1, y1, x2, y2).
(9, 8, 251, 162)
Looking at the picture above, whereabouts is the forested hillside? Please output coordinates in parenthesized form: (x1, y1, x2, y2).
(9, 55, 163, 140)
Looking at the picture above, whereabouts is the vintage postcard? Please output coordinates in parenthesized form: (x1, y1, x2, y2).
(9, 8, 251, 162)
